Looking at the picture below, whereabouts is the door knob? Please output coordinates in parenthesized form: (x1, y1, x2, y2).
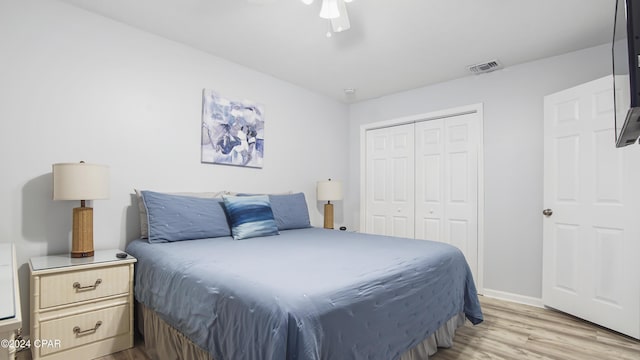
(542, 209, 553, 217)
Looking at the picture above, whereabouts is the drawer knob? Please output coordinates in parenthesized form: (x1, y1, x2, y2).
(73, 278, 102, 291)
(73, 321, 102, 336)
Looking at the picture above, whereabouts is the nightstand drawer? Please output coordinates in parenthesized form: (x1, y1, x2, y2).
(38, 303, 129, 357)
(39, 265, 129, 308)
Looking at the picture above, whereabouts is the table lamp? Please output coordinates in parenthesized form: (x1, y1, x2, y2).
(317, 178, 343, 229)
(53, 162, 109, 258)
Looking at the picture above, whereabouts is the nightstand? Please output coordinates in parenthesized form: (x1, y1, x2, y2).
(29, 250, 136, 360)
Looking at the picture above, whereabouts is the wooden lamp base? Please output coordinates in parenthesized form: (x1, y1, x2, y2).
(72, 206, 94, 258)
(323, 202, 334, 229)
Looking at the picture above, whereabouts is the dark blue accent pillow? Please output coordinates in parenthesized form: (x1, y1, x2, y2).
(141, 191, 231, 243)
(223, 195, 279, 240)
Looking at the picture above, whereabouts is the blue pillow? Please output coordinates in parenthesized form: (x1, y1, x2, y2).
(141, 191, 231, 243)
(269, 193, 311, 230)
(223, 195, 279, 240)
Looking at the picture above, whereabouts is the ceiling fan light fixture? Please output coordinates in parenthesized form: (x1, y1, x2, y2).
(319, 0, 340, 19)
(301, 0, 314, 5)
(331, 0, 350, 32)
(326, 20, 333, 37)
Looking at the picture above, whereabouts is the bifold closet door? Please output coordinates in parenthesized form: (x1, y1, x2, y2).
(364, 113, 479, 282)
(415, 114, 479, 280)
(364, 124, 415, 238)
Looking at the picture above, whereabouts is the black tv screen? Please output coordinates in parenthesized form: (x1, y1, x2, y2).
(613, 0, 640, 147)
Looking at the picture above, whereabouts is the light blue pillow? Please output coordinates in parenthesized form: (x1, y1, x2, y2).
(141, 191, 231, 243)
(223, 195, 279, 240)
(269, 193, 311, 230)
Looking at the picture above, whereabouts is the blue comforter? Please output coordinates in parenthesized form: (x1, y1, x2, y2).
(126, 228, 482, 360)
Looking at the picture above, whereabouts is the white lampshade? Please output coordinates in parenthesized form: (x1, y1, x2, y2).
(53, 163, 109, 201)
(319, 0, 340, 19)
(317, 179, 343, 201)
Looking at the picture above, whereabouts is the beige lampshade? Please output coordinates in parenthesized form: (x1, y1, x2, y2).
(317, 179, 343, 201)
(52, 163, 109, 201)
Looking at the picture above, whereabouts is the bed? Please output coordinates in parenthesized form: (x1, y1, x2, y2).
(126, 190, 483, 360)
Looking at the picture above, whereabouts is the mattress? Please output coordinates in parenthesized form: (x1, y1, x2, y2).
(126, 228, 483, 360)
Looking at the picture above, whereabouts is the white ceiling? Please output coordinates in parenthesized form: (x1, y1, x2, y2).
(58, 0, 615, 103)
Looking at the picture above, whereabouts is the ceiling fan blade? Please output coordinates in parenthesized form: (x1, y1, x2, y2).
(331, 0, 350, 32)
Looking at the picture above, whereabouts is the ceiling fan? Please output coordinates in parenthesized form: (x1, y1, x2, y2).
(301, 0, 353, 37)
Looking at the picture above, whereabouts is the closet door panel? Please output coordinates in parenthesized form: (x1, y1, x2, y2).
(415, 119, 444, 242)
(365, 124, 415, 237)
(415, 114, 479, 281)
(443, 114, 479, 276)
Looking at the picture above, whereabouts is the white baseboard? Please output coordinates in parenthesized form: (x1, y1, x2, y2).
(482, 288, 544, 308)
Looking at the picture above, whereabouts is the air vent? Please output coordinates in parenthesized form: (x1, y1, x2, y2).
(468, 60, 504, 74)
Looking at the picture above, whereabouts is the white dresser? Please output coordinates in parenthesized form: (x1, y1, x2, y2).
(29, 250, 136, 360)
(0, 244, 22, 360)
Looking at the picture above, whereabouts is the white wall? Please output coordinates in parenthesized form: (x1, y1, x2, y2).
(348, 44, 612, 300)
(0, 0, 349, 334)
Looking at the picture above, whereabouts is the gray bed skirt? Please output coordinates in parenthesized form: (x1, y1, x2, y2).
(137, 302, 466, 360)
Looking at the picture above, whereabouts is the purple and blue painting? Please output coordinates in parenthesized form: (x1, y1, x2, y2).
(201, 89, 264, 168)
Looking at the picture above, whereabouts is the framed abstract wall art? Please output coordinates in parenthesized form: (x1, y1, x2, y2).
(201, 89, 265, 168)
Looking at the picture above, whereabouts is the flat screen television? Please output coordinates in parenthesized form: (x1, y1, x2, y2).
(613, 0, 640, 147)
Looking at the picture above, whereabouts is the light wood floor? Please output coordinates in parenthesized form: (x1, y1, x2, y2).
(430, 296, 639, 360)
(18, 296, 640, 359)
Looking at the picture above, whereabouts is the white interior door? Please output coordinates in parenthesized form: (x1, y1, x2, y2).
(365, 124, 415, 238)
(543, 76, 640, 339)
(415, 113, 479, 282)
